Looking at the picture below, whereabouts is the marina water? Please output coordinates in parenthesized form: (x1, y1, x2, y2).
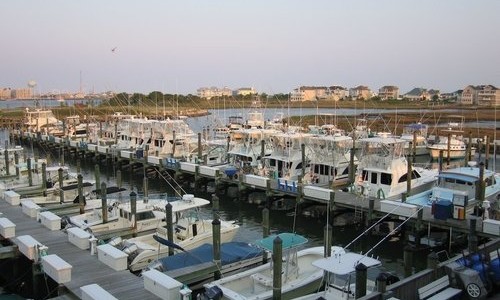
(1, 109, 499, 282)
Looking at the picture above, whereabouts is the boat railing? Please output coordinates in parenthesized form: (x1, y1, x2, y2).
(360, 154, 393, 170)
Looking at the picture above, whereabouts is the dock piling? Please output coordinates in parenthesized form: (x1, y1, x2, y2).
(212, 218, 221, 280)
(95, 164, 101, 199)
(272, 236, 282, 300)
(58, 167, 64, 204)
(4, 149, 9, 176)
(101, 182, 108, 223)
(27, 157, 32, 186)
(78, 174, 84, 214)
(355, 263, 368, 299)
(324, 224, 332, 257)
(166, 202, 174, 256)
(262, 207, 270, 263)
(130, 191, 137, 231)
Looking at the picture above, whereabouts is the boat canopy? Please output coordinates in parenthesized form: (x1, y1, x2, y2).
(256, 233, 307, 252)
(312, 252, 381, 275)
(438, 173, 477, 183)
(405, 123, 428, 130)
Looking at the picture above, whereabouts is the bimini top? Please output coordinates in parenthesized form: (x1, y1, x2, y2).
(439, 167, 496, 183)
(312, 252, 381, 275)
(256, 232, 307, 252)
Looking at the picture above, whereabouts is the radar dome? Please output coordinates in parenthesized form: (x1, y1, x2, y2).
(28, 80, 37, 87)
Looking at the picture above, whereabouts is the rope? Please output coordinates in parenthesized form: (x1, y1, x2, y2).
(345, 199, 421, 250)
(153, 168, 187, 197)
(363, 205, 424, 259)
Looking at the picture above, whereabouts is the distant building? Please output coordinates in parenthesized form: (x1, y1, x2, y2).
(197, 87, 232, 99)
(459, 85, 500, 106)
(403, 88, 440, 101)
(440, 90, 462, 102)
(290, 86, 330, 101)
(378, 86, 399, 100)
(0, 88, 12, 99)
(349, 85, 373, 100)
(235, 87, 257, 97)
(477, 85, 500, 106)
(12, 88, 32, 99)
(328, 86, 348, 101)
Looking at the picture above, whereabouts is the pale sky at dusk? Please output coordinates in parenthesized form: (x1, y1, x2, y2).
(1, 0, 499, 95)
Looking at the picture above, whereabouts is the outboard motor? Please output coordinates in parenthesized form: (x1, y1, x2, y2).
(204, 286, 223, 300)
(144, 261, 164, 273)
(108, 236, 123, 247)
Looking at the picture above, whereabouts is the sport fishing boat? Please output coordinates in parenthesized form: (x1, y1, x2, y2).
(202, 233, 345, 300)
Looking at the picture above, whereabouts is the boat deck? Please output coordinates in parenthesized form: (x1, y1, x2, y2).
(0, 200, 159, 300)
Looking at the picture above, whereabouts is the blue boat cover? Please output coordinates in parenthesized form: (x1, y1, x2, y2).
(158, 242, 262, 271)
(256, 233, 307, 252)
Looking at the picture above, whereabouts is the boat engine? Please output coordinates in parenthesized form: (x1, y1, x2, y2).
(203, 286, 223, 300)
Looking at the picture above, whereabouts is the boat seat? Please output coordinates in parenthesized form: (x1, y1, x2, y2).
(251, 272, 273, 287)
(278, 179, 286, 190)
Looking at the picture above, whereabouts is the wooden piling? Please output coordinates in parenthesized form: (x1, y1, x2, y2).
(212, 218, 221, 280)
(130, 191, 137, 231)
(78, 174, 84, 214)
(376, 272, 387, 293)
(406, 157, 412, 195)
(467, 131, 473, 162)
(485, 136, 490, 169)
(468, 218, 479, 254)
(58, 168, 64, 204)
(324, 224, 332, 258)
(27, 157, 33, 186)
(272, 236, 282, 300)
(143, 176, 149, 203)
(166, 202, 174, 256)
(101, 182, 108, 223)
(446, 132, 451, 165)
(355, 263, 368, 299)
(116, 170, 122, 188)
(94, 164, 101, 198)
(262, 207, 270, 264)
(14, 151, 19, 179)
(41, 162, 47, 192)
(403, 246, 413, 277)
(4, 149, 9, 176)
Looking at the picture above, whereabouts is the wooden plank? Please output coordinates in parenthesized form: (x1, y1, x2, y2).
(418, 276, 449, 299)
(426, 287, 461, 300)
(0, 200, 159, 300)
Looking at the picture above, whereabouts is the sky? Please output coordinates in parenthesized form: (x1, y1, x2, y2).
(1, 0, 499, 95)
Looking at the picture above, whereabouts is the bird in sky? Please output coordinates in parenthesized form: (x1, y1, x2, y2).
(111, 47, 117, 53)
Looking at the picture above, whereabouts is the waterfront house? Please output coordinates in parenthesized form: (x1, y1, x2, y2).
(378, 85, 400, 100)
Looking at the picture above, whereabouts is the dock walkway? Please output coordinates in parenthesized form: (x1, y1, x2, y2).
(0, 200, 160, 300)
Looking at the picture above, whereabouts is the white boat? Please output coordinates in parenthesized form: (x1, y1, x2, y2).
(69, 194, 210, 235)
(262, 130, 313, 182)
(108, 214, 240, 272)
(222, 127, 279, 176)
(24, 108, 60, 133)
(427, 115, 475, 160)
(203, 233, 345, 300)
(353, 136, 437, 200)
(400, 123, 430, 156)
(305, 134, 357, 187)
(406, 162, 500, 219)
(294, 252, 385, 300)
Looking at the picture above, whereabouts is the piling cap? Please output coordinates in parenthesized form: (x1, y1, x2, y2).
(355, 263, 367, 271)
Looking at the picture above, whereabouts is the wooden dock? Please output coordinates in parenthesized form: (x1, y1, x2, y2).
(0, 200, 160, 299)
(8, 131, 500, 241)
